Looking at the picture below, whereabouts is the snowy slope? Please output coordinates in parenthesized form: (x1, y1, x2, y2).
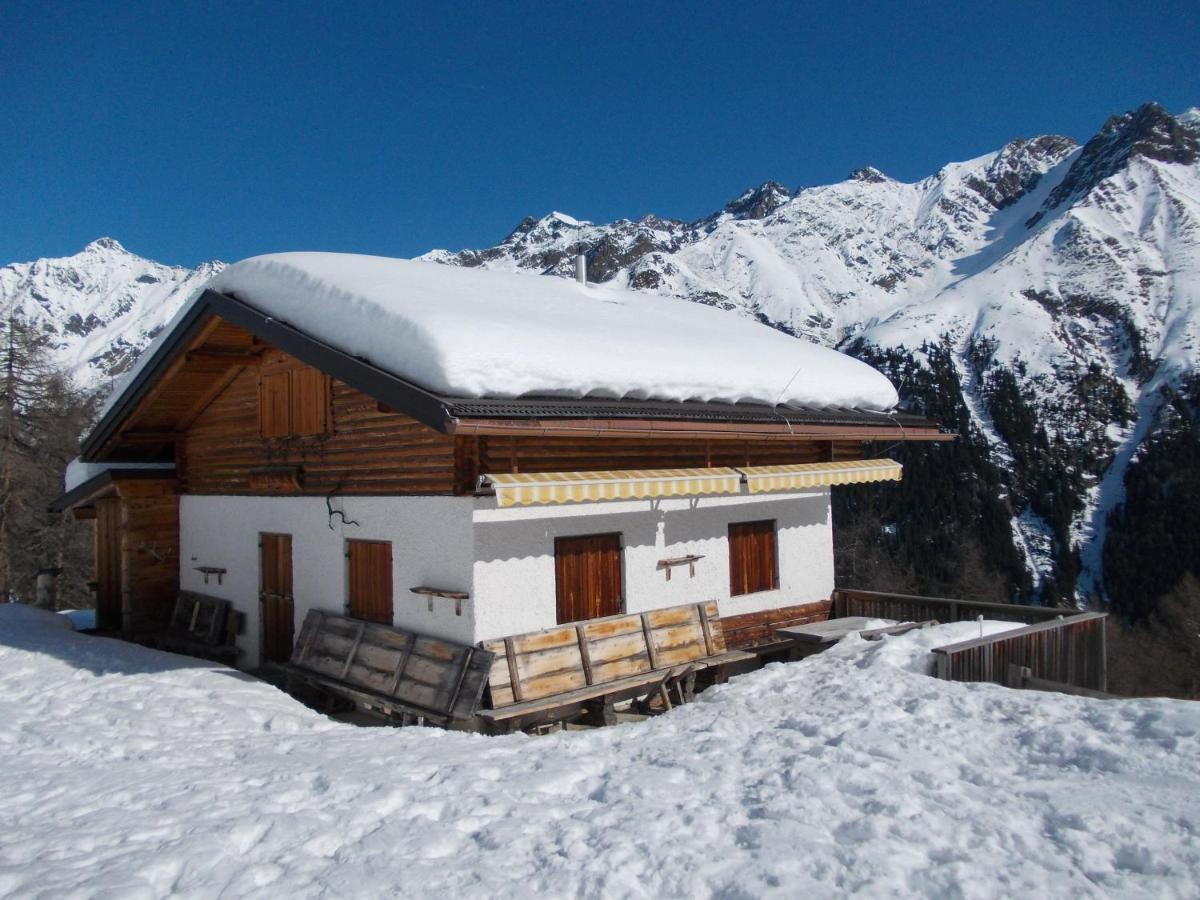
(2, 604, 1198, 897)
(0, 238, 222, 390)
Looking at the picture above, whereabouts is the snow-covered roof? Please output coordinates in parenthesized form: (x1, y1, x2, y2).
(198, 253, 899, 411)
(62, 457, 175, 494)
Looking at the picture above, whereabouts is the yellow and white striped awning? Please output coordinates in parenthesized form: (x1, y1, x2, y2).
(740, 459, 903, 493)
(485, 467, 742, 508)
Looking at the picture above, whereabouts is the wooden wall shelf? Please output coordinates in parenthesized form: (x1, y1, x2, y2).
(410, 586, 469, 615)
(656, 554, 705, 580)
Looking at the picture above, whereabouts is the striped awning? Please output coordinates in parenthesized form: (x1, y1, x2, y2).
(740, 459, 903, 493)
(485, 467, 742, 508)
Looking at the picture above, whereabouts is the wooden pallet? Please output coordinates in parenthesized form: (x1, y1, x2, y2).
(479, 601, 753, 727)
(287, 611, 493, 724)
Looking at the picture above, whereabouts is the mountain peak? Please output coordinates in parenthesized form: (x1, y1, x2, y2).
(849, 166, 889, 184)
(723, 181, 792, 220)
(83, 237, 128, 254)
(1034, 102, 1199, 219)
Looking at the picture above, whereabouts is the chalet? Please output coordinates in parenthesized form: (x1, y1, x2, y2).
(54, 252, 948, 722)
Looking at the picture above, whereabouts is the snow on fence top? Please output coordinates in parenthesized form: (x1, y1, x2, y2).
(200, 253, 899, 411)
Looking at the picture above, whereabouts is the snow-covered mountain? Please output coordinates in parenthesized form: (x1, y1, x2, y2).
(5, 102, 1197, 607)
(424, 102, 1200, 605)
(0, 238, 223, 390)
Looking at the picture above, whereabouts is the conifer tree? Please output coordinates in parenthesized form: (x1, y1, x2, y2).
(0, 309, 96, 604)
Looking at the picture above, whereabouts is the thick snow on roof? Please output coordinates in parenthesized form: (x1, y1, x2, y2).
(207, 253, 899, 410)
(3, 605, 1199, 897)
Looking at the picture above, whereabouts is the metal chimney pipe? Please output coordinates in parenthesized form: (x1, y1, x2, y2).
(574, 253, 587, 285)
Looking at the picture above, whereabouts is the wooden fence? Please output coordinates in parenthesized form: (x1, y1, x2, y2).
(832, 588, 1067, 626)
(930, 612, 1108, 692)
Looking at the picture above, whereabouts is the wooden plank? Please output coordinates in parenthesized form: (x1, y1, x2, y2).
(388, 632, 418, 694)
(503, 638, 523, 702)
(576, 625, 596, 684)
(340, 622, 366, 679)
(697, 603, 717, 656)
(640, 613, 660, 669)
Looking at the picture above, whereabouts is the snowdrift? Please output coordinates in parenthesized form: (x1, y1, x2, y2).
(1, 604, 1197, 897)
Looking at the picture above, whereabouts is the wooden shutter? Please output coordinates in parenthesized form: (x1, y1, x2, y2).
(728, 520, 778, 596)
(347, 539, 393, 625)
(555, 533, 623, 624)
(259, 372, 291, 438)
(291, 368, 330, 436)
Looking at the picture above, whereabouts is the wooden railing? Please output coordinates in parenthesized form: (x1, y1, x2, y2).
(832, 588, 1067, 626)
(931, 612, 1108, 693)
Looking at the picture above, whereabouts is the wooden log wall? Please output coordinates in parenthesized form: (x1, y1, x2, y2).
(117, 481, 179, 637)
(184, 358, 458, 495)
(181, 345, 862, 496)
(719, 600, 833, 650)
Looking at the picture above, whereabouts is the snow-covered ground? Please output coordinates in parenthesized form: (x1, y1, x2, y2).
(1, 604, 1197, 898)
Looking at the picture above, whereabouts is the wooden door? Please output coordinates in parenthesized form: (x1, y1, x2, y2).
(260, 533, 294, 663)
(347, 539, 393, 624)
(93, 497, 122, 632)
(555, 533, 623, 625)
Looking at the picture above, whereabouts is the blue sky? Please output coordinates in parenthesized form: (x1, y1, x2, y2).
(3, 0, 1197, 268)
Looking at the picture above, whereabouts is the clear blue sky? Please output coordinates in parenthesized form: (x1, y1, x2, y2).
(3, 0, 1197, 268)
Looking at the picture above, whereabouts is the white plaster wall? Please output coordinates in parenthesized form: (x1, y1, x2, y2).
(179, 495, 474, 669)
(471, 489, 833, 642)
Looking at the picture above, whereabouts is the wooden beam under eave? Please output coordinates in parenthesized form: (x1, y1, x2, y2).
(174, 364, 247, 432)
(72, 507, 97, 520)
(446, 418, 953, 443)
(185, 349, 263, 363)
(120, 431, 184, 443)
(97, 315, 224, 457)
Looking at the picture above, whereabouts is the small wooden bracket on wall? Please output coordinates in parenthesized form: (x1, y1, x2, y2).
(656, 555, 705, 581)
(410, 586, 469, 616)
(194, 565, 227, 586)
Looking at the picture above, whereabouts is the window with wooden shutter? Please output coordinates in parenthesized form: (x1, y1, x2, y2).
(259, 372, 291, 438)
(347, 539, 393, 625)
(258, 364, 330, 438)
(728, 520, 778, 596)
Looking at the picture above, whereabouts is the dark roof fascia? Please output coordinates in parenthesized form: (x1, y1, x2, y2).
(440, 395, 942, 431)
(48, 468, 176, 513)
(81, 294, 217, 461)
(81, 290, 455, 461)
(205, 290, 453, 431)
